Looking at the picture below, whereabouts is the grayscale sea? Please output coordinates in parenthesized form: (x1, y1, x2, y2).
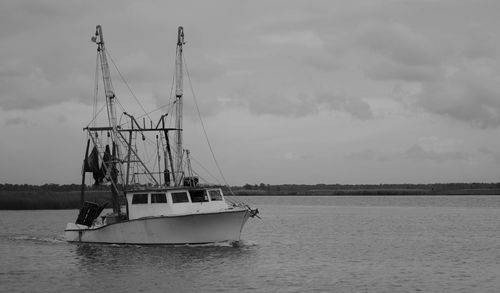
(1, 195, 500, 292)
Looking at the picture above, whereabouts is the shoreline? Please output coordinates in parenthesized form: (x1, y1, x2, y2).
(1, 186, 499, 210)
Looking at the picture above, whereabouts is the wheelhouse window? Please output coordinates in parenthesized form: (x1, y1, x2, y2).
(171, 192, 189, 203)
(190, 190, 209, 202)
(132, 193, 148, 204)
(151, 193, 167, 203)
(208, 190, 223, 201)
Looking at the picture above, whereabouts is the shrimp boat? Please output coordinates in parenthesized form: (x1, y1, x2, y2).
(64, 25, 258, 245)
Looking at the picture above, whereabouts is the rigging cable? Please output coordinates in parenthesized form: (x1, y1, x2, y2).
(116, 101, 175, 129)
(116, 59, 177, 129)
(92, 53, 100, 127)
(183, 55, 238, 197)
(86, 104, 107, 129)
(189, 154, 223, 185)
(106, 49, 152, 122)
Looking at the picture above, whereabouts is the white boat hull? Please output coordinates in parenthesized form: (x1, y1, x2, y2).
(65, 209, 251, 245)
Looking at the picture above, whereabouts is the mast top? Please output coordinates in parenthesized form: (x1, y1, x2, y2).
(177, 26, 185, 46)
(92, 25, 104, 46)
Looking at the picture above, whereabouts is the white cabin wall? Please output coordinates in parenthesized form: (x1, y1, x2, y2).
(126, 189, 230, 220)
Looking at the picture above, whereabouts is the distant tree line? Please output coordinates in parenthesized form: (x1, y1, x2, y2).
(0, 184, 111, 210)
(0, 183, 109, 192)
(1, 182, 500, 193)
(1, 182, 499, 210)
(234, 182, 500, 195)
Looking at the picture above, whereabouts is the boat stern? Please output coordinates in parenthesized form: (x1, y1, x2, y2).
(64, 222, 86, 242)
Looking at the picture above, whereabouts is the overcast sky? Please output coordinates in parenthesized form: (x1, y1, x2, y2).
(1, 0, 500, 185)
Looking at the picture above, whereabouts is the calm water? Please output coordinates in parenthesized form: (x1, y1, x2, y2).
(1, 195, 500, 292)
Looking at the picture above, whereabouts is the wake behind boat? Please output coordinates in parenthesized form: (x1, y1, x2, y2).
(64, 25, 258, 245)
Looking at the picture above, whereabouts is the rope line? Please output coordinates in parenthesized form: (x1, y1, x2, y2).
(183, 56, 233, 192)
(106, 49, 152, 122)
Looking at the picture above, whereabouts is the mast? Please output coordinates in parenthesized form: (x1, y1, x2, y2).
(93, 25, 118, 136)
(174, 26, 185, 186)
(92, 25, 121, 215)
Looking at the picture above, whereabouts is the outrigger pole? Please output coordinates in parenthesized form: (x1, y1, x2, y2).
(80, 139, 91, 206)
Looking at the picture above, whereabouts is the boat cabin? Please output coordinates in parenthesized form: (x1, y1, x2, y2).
(126, 188, 229, 220)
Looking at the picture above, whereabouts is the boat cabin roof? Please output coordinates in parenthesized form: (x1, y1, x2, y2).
(124, 185, 224, 193)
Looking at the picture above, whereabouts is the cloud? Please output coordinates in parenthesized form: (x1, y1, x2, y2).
(259, 30, 324, 50)
(0, 64, 91, 110)
(357, 22, 438, 67)
(304, 53, 339, 72)
(345, 149, 390, 162)
(244, 93, 317, 117)
(0, 2, 97, 112)
(462, 26, 499, 60)
(365, 59, 442, 83)
(5, 117, 29, 126)
(184, 53, 228, 83)
(478, 147, 500, 164)
(232, 91, 374, 120)
(350, 19, 500, 128)
(317, 92, 374, 120)
(350, 21, 443, 85)
(416, 62, 500, 128)
(0, 1, 90, 39)
(405, 137, 470, 162)
(56, 115, 67, 123)
(282, 151, 312, 161)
